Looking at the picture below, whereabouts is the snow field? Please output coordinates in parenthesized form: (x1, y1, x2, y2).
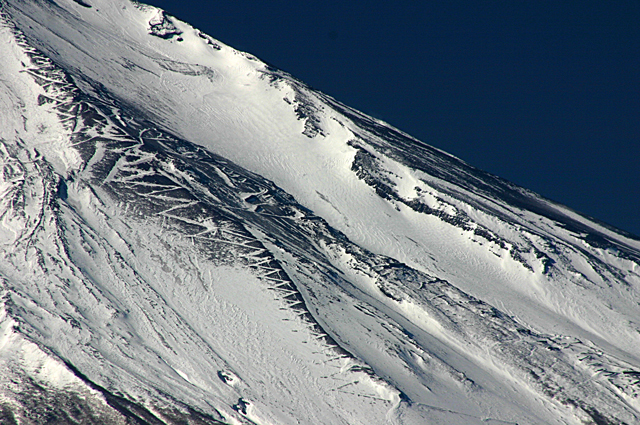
(2, 1, 640, 423)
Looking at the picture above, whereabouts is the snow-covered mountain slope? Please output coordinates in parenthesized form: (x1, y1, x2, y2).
(1, 1, 639, 424)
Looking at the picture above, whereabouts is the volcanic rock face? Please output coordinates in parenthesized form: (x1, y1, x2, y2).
(1, 1, 639, 424)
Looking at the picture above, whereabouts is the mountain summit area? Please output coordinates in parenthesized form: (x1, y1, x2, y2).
(1, 1, 639, 424)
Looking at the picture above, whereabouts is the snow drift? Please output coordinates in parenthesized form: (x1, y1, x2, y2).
(1, 1, 639, 424)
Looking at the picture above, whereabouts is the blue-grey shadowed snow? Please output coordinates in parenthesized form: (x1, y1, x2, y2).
(3, 1, 640, 423)
(57, 179, 68, 200)
(145, 0, 640, 237)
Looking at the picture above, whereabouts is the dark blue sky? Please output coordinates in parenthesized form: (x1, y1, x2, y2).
(145, 0, 640, 236)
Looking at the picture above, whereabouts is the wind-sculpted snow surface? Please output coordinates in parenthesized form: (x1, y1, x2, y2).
(1, 1, 640, 424)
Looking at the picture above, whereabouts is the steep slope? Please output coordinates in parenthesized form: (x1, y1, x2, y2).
(1, 1, 639, 424)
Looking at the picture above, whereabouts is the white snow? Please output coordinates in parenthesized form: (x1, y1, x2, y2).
(1, 1, 640, 424)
